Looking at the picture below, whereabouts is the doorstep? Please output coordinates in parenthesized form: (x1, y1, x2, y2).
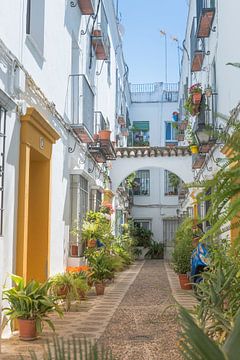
(164, 262, 197, 310)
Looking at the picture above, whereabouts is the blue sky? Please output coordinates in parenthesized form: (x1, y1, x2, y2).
(118, 0, 188, 84)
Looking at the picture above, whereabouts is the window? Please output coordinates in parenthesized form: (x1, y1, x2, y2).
(164, 171, 179, 196)
(26, 0, 45, 56)
(131, 121, 149, 146)
(133, 170, 150, 196)
(70, 175, 89, 255)
(90, 189, 102, 212)
(0, 106, 6, 236)
(165, 122, 177, 143)
(134, 219, 152, 231)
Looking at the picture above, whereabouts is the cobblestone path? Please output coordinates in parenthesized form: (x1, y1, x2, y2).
(0, 261, 183, 359)
(99, 260, 182, 360)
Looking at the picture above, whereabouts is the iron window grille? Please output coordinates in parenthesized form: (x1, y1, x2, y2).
(133, 170, 150, 196)
(70, 175, 89, 256)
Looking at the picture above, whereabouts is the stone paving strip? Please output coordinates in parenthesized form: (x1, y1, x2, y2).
(164, 262, 197, 310)
(0, 262, 144, 359)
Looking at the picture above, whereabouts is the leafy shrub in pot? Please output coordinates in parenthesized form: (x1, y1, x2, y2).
(172, 217, 194, 289)
(3, 275, 62, 340)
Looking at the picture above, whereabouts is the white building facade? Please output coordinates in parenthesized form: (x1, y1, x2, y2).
(0, 0, 130, 297)
(126, 83, 182, 253)
(178, 0, 240, 236)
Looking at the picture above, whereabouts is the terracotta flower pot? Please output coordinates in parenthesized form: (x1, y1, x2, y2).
(87, 239, 97, 248)
(57, 285, 70, 297)
(178, 274, 192, 290)
(98, 130, 111, 141)
(95, 282, 106, 296)
(18, 319, 37, 341)
(70, 244, 79, 257)
(192, 92, 202, 105)
(77, 288, 87, 300)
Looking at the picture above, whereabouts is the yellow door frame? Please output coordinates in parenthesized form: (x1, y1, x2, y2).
(16, 107, 60, 282)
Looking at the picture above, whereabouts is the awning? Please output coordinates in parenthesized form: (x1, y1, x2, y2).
(133, 121, 149, 131)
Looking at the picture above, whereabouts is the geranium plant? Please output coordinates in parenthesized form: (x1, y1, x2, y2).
(184, 83, 203, 116)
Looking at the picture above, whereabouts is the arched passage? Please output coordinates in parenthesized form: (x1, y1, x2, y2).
(110, 148, 193, 192)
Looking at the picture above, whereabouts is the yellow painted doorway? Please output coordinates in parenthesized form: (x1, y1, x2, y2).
(16, 108, 60, 283)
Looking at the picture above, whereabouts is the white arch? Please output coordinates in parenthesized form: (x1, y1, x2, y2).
(110, 155, 193, 192)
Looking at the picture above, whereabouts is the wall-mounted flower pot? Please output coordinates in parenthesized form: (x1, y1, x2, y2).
(98, 130, 111, 141)
(190, 145, 199, 154)
(18, 319, 37, 341)
(178, 274, 192, 290)
(192, 92, 202, 105)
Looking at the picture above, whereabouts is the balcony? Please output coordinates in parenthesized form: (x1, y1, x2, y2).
(92, 4, 110, 60)
(78, 0, 95, 15)
(88, 112, 116, 162)
(197, 0, 215, 38)
(88, 140, 116, 162)
(191, 18, 205, 72)
(69, 74, 94, 143)
(130, 82, 179, 103)
(94, 111, 107, 134)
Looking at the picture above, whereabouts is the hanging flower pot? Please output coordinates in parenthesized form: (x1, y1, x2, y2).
(190, 145, 199, 154)
(18, 319, 37, 341)
(192, 92, 202, 105)
(98, 130, 111, 141)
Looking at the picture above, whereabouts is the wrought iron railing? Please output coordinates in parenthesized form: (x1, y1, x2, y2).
(68, 74, 95, 135)
(94, 111, 107, 133)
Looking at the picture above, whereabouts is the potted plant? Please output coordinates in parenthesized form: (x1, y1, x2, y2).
(172, 217, 194, 290)
(184, 83, 202, 116)
(185, 124, 199, 154)
(49, 272, 76, 311)
(88, 250, 112, 295)
(81, 221, 99, 248)
(3, 275, 62, 341)
(189, 83, 202, 105)
(169, 172, 180, 194)
(98, 129, 112, 141)
(131, 226, 152, 260)
(66, 266, 91, 300)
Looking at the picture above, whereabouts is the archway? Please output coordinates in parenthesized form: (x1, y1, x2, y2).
(110, 147, 193, 192)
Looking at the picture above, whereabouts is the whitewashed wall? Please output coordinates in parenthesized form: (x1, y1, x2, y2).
(0, 0, 129, 288)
